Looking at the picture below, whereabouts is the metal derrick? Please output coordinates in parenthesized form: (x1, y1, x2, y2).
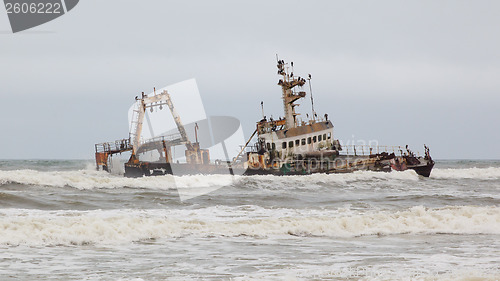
(95, 89, 208, 172)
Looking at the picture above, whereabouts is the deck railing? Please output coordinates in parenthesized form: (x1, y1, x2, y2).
(95, 139, 132, 154)
(95, 133, 183, 154)
(340, 145, 420, 157)
(140, 133, 183, 146)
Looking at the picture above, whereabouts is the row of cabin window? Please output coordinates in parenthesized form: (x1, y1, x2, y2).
(279, 133, 331, 149)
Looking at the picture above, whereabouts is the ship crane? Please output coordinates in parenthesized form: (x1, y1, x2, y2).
(128, 89, 204, 165)
(162, 90, 193, 150)
(129, 90, 192, 153)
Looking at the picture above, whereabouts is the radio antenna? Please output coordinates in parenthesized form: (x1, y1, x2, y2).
(308, 74, 315, 118)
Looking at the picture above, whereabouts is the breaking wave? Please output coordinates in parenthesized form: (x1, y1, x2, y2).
(0, 169, 419, 190)
(239, 170, 419, 190)
(1, 166, 499, 191)
(430, 167, 500, 180)
(1, 205, 498, 246)
(0, 169, 235, 190)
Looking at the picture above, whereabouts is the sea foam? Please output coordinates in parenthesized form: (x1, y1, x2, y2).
(0, 169, 235, 190)
(1, 166, 499, 192)
(1, 205, 498, 246)
(430, 167, 500, 180)
(0, 169, 418, 190)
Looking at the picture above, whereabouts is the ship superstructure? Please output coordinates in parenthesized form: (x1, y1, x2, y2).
(241, 58, 434, 176)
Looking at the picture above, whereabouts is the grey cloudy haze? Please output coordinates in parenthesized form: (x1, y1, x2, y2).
(1, 0, 499, 159)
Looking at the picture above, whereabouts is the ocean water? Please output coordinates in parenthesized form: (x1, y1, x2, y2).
(0, 159, 499, 280)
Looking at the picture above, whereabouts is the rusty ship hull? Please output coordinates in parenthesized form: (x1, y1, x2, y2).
(124, 161, 245, 178)
(241, 151, 433, 177)
(121, 153, 433, 178)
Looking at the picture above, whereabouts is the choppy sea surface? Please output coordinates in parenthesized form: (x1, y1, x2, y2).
(0, 159, 499, 280)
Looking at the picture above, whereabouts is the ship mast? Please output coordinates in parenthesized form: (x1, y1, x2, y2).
(277, 58, 307, 129)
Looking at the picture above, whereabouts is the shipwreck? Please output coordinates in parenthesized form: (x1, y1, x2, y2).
(95, 58, 434, 177)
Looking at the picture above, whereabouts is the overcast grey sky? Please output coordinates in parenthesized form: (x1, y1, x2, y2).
(1, 0, 499, 159)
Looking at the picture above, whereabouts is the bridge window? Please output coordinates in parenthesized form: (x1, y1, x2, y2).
(266, 143, 271, 150)
(323, 134, 327, 140)
(313, 136, 317, 143)
(289, 141, 294, 148)
(295, 139, 300, 146)
(328, 133, 331, 139)
(301, 138, 306, 145)
(318, 135, 322, 141)
(282, 142, 287, 149)
(307, 137, 311, 144)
